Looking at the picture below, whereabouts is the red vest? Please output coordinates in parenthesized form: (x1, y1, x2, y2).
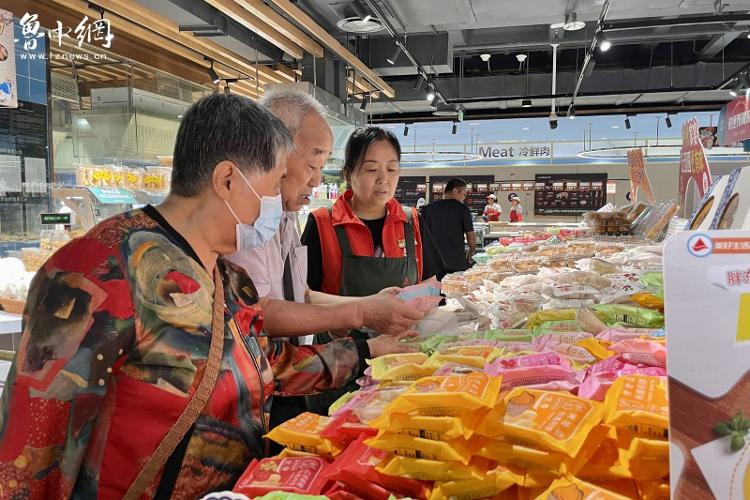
(311, 190, 423, 295)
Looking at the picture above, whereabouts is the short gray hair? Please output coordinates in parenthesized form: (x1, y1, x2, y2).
(259, 88, 327, 138)
(171, 93, 294, 197)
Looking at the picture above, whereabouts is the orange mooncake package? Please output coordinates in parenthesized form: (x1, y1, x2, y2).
(265, 412, 341, 456)
(602, 375, 669, 440)
(367, 352, 432, 382)
(388, 372, 503, 417)
(365, 431, 473, 465)
(377, 455, 492, 482)
(500, 388, 603, 457)
(534, 476, 633, 500)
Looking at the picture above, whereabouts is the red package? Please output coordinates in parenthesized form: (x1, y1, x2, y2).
(320, 409, 377, 447)
(326, 435, 431, 500)
(325, 481, 367, 500)
(233, 456, 329, 496)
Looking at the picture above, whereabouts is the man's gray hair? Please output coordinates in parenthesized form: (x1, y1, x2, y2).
(259, 88, 327, 138)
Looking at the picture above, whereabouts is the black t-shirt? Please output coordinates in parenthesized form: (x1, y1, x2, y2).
(301, 211, 445, 293)
(421, 199, 475, 272)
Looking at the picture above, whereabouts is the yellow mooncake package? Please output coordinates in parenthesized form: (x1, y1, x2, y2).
(619, 437, 669, 480)
(603, 375, 669, 440)
(428, 467, 519, 500)
(535, 476, 633, 500)
(636, 480, 670, 500)
(369, 411, 485, 441)
(265, 412, 340, 456)
(276, 448, 320, 459)
(500, 389, 603, 457)
(367, 352, 433, 382)
(388, 372, 503, 417)
(526, 309, 578, 329)
(517, 486, 547, 500)
(576, 338, 615, 361)
(630, 291, 664, 311)
(365, 431, 473, 465)
(376, 454, 491, 482)
(424, 345, 504, 369)
(592, 479, 640, 498)
(577, 426, 634, 484)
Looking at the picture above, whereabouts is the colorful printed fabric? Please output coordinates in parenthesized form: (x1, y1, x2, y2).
(0, 209, 365, 499)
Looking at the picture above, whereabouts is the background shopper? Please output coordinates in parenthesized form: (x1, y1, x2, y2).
(421, 177, 477, 272)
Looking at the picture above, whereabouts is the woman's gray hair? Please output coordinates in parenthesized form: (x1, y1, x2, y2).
(259, 88, 327, 138)
(170, 93, 294, 197)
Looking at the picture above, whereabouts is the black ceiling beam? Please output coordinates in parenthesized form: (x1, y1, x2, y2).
(603, 13, 750, 31)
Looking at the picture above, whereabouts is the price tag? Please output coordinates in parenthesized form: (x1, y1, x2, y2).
(40, 213, 71, 225)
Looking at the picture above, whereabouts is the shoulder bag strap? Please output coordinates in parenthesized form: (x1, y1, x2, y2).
(124, 266, 226, 500)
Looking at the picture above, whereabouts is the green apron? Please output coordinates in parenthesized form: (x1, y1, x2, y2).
(307, 207, 419, 415)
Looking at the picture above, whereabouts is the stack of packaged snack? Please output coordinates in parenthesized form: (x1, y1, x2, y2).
(228, 228, 673, 499)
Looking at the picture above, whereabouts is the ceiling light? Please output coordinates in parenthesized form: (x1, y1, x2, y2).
(430, 94, 439, 108)
(568, 105, 576, 120)
(386, 44, 402, 65)
(516, 54, 527, 63)
(624, 117, 631, 129)
(563, 12, 586, 31)
(522, 127, 530, 131)
(665, 116, 672, 128)
(360, 97, 367, 111)
(413, 74, 426, 91)
(596, 31, 611, 52)
(425, 84, 436, 102)
(403, 125, 409, 136)
(480, 53, 491, 62)
(207, 62, 220, 84)
(362, 14, 372, 23)
(730, 87, 739, 97)
(747, 32, 750, 38)
(224, 84, 231, 94)
(452, 122, 458, 135)
(611, 125, 619, 129)
(522, 99, 532, 108)
(336, 13, 384, 33)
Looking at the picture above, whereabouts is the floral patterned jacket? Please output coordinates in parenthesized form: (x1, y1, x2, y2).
(0, 208, 367, 499)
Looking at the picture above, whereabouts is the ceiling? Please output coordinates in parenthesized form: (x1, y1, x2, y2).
(295, 0, 750, 122)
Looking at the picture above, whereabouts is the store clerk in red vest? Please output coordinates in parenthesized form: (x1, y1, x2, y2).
(302, 126, 424, 316)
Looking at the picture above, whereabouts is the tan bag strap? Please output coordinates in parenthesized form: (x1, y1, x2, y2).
(124, 266, 226, 500)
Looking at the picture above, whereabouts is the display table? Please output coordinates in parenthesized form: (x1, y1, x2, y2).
(484, 221, 584, 240)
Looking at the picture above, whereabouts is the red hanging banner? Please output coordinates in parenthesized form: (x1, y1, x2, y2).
(679, 118, 712, 207)
(724, 95, 750, 145)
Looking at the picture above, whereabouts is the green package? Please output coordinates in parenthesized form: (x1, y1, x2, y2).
(592, 304, 664, 328)
(532, 320, 582, 335)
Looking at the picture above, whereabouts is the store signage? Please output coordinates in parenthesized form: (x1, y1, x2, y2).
(627, 149, 655, 203)
(477, 143, 551, 160)
(40, 213, 71, 225)
(16, 12, 114, 50)
(0, 10, 17, 108)
(89, 187, 137, 204)
(606, 181, 617, 195)
(665, 231, 750, 499)
(723, 96, 750, 145)
(534, 173, 607, 216)
(679, 118, 713, 207)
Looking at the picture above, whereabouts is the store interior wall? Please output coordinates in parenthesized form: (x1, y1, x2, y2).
(400, 160, 750, 222)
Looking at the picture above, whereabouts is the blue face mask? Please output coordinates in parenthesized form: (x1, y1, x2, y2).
(225, 169, 283, 251)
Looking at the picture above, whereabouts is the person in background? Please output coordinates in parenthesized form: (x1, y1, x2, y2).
(483, 193, 502, 222)
(422, 177, 477, 272)
(0, 94, 414, 499)
(226, 89, 423, 430)
(510, 194, 525, 222)
(416, 197, 427, 214)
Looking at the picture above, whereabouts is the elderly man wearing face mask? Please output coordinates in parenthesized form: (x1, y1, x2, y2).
(0, 94, 415, 500)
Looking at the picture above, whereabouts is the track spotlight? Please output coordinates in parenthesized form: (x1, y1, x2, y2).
(413, 74, 426, 91)
(568, 105, 576, 120)
(430, 94, 439, 108)
(224, 84, 231, 94)
(207, 62, 220, 85)
(665, 115, 672, 128)
(624, 117, 631, 130)
(403, 125, 409, 137)
(596, 31, 611, 52)
(360, 97, 367, 111)
(386, 43, 402, 65)
(426, 84, 436, 102)
(452, 122, 458, 135)
(522, 99, 532, 108)
(563, 12, 585, 31)
(730, 86, 740, 97)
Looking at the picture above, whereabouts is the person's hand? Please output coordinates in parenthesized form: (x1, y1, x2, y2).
(360, 294, 425, 336)
(376, 286, 402, 296)
(367, 331, 419, 357)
